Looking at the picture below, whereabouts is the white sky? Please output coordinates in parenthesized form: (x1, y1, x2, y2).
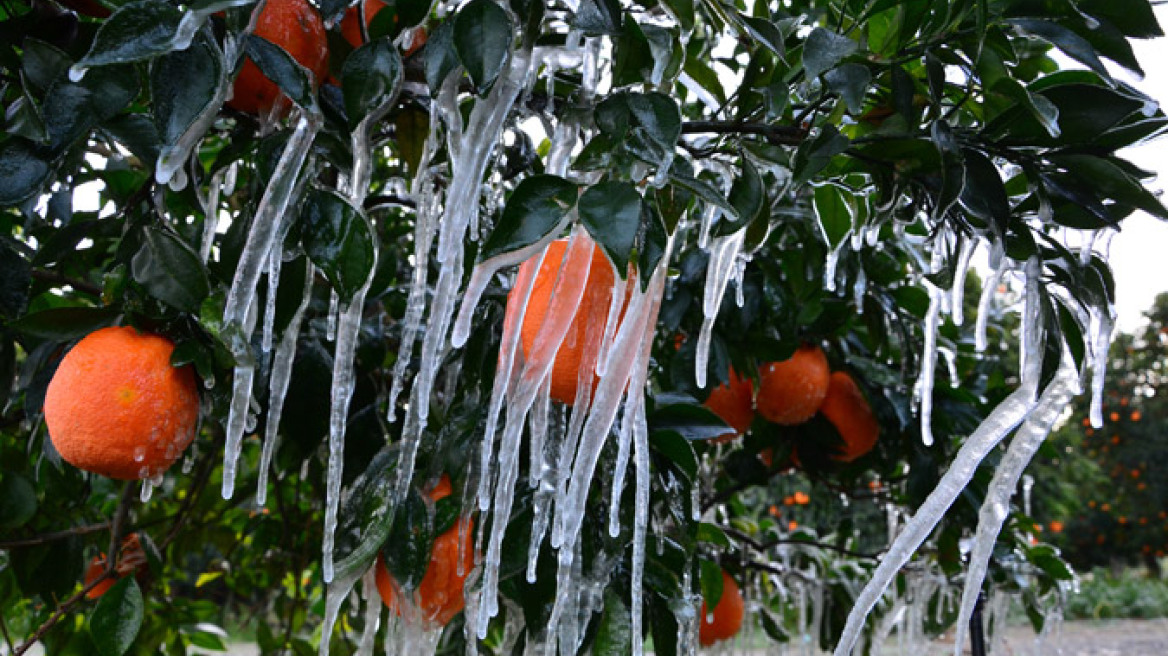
(1108, 4, 1168, 332)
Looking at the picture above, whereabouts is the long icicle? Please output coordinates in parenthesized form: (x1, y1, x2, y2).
(833, 256, 1045, 656)
(951, 361, 1079, 655)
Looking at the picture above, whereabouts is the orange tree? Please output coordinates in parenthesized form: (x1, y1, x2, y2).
(1, 0, 1166, 654)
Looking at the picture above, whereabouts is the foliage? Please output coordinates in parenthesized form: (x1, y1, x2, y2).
(1062, 567, 1168, 621)
(1, 0, 1166, 653)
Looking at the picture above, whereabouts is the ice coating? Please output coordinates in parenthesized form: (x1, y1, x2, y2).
(695, 230, 745, 389)
(914, 283, 943, 447)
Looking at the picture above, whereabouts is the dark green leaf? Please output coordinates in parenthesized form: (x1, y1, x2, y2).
(131, 226, 211, 312)
(22, 38, 72, 94)
(716, 158, 764, 236)
(43, 66, 139, 154)
(1079, 0, 1163, 39)
(802, 27, 857, 79)
(812, 184, 853, 248)
(481, 175, 578, 261)
(301, 189, 375, 302)
(0, 240, 30, 319)
(696, 523, 730, 549)
(578, 182, 641, 275)
(593, 590, 632, 656)
(394, 105, 429, 174)
(342, 38, 403, 127)
(0, 138, 52, 206)
(1008, 19, 1112, 83)
(649, 397, 733, 441)
(423, 22, 460, 94)
(75, 0, 184, 70)
(741, 15, 784, 58)
(89, 577, 144, 656)
(698, 559, 723, 610)
(793, 124, 849, 184)
(823, 63, 870, 114)
(1050, 153, 1168, 220)
(573, 0, 622, 36)
(639, 201, 667, 289)
(931, 121, 965, 221)
(381, 487, 433, 591)
(9, 306, 121, 341)
(660, 0, 694, 33)
(244, 34, 317, 110)
(152, 32, 222, 151)
(958, 149, 1010, 236)
(453, 0, 513, 94)
(0, 474, 37, 529)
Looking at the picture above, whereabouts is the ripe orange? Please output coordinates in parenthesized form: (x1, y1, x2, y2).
(84, 533, 148, 599)
(704, 369, 754, 443)
(818, 371, 880, 462)
(698, 570, 744, 647)
(340, 1, 428, 56)
(375, 475, 474, 626)
(514, 237, 627, 406)
(755, 345, 830, 425)
(44, 326, 199, 480)
(227, 0, 329, 115)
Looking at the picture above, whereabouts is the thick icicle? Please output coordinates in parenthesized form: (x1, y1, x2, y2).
(257, 261, 314, 506)
(833, 257, 1046, 656)
(975, 241, 1007, 353)
(221, 297, 259, 499)
(950, 237, 977, 326)
(355, 569, 381, 656)
(695, 230, 745, 389)
(1088, 304, 1116, 429)
(951, 362, 1078, 655)
(914, 283, 943, 447)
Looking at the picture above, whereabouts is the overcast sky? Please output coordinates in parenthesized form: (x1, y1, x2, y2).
(1108, 4, 1168, 332)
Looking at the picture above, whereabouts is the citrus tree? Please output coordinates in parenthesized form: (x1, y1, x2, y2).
(1, 0, 1166, 654)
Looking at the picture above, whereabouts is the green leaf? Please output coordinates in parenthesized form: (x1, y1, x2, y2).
(1049, 153, 1168, 220)
(578, 182, 642, 276)
(0, 241, 30, 319)
(639, 202, 667, 289)
(22, 38, 72, 94)
(1079, 0, 1163, 39)
(301, 189, 376, 303)
(698, 559, 724, 610)
(649, 396, 734, 441)
(480, 175, 578, 261)
(573, 0, 623, 36)
(75, 0, 185, 70)
(812, 184, 853, 248)
(131, 226, 211, 312)
(152, 32, 223, 151)
(715, 158, 764, 236)
(594, 590, 633, 656)
(958, 149, 1009, 236)
(741, 15, 784, 58)
(931, 120, 965, 222)
(381, 487, 434, 592)
(696, 523, 730, 549)
(823, 63, 871, 114)
(342, 38, 403, 127)
(394, 105, 430, 174)
(9, 306, 121, 341)
(1008, 19, 1112, 83)
(660, 0, 694, 33)
(0, 138, 52, 206)
(422, 22, 460, 94)
(793, 124, 849, 184)
(43, 66, 139, 154)
(0, 473, 37, 529)
(453, 0, 513, 94)
(595, 92, 682, 169)
(89, 577, 144, 656)
(648, 429, 698, 482)
(802, 27, 857, 79)
(244, 34, 317, 110)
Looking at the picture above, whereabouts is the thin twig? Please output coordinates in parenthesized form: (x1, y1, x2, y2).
(0, 522, 111, 549)
(681, 120, 808, 146)
(723, 526, 882, 561)
(29, 269, 103, 296)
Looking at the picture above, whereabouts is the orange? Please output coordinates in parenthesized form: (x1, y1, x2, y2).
(84, 533, 148, 599)
(755, 345, 830, 425)
(698, 570, 744, 647)
(818, 371, 880, 462)
(44, 326, 199, 480)
(375, 475, 474, 626)
(227, 0, 329, 115)
(514, 237, 628, 406)
(704, 369, 754, 444)
(340, 1, 428, 56)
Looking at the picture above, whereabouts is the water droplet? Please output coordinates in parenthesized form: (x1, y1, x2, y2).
(133, 446, 146, 462)
(68, 65, 87, 82)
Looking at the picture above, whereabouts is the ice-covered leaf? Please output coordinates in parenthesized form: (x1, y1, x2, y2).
(812, 184, 853, 248)
(1008, 19, 1112, 83)
(75, 0, 184, 70)
(423, 22, 459, 94)
(380, 487, 433, 592)
(595, 92, 682, 168)
(593, 590, 632, 656)
(793, 124, 849, 183)
(824, 63, 871, 114)
(43, 66, 139, 155)
(0, 138, 52, 206)
(244, 34, 317, 110)
(21, 38, 71, 94)
(741, 15, 785, 58)
(89, 577, 144, 656)
(453, 0, 513, 94)
(578, 181, 641, 276)
(1050, 153, 1168, 220)
(802, 27, 857, 79)
(958, 149, 1010, 236)
(131, 226, 211, 312)
(573, 0, 622, 36)
(152, 32, 222, 150)
(480, 174, 578, 261)
(716, 158, 764, 236)
(301, 189, 375, 303)
(342, 38, 403, 127)
(648, 396, 730, 441)
(698, 559, 723, 609)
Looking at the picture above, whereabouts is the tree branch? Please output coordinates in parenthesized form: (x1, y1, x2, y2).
(722, 526, 882, 561)
(0, 522, 111, 549)
(30, 269, 103, 296)
(681, 121, 809, 146)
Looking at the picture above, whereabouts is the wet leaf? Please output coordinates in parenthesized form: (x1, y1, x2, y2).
(453, 0, 513, 94)
(301, 189, 375, 303)
(131, 226, 211, 312)
(89, 577, 144, 656)
(578, 181, 641, 276)
(342, 38, 403, 127)
(481, 175, 578, 261)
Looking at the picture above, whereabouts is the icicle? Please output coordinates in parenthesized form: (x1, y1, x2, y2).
(222, 297, 260, 499)
(1088, 304, 1116, 428)
(327, 290, 339, 341)
(594, 273, 627, 378)
(630, 386, 651, 656)
(951, 362, 1077, 656)
(695, 231, 746, 389)
(257, 261, 313, 506)
(833, 257, 1047, 656)
(975, 241, 1007, 353)
(853, 265, 867, 313)
(914, 283, 943, 446)
(386, 184, 439, 421)
(355, 569, 381, 656)
(262, 246, 281, 353)
(951, 237, 977, 326)
(824, 239, 846, 293)
(938, 346, 959, 388)
(198, 167, 226, 262)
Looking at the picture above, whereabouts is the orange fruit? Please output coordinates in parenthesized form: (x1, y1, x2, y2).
(227, 0, 329, 115)
(340, 1, 428, 56)
(704, 369, 754, 444)
(514, 237, 628, 406)
(84, 533, 148, 599)
(44, 326, 199, 480)
(1049, 521, 1064, 533)
(375, 475, 474, 626)
(818, 371, 880, 462)
(755, 345, 830, 425)
(698, 570, 744, 647)
(793, 491, 810, 505)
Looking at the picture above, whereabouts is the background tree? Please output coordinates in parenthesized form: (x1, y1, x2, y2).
(1, 0, 1166, 654)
